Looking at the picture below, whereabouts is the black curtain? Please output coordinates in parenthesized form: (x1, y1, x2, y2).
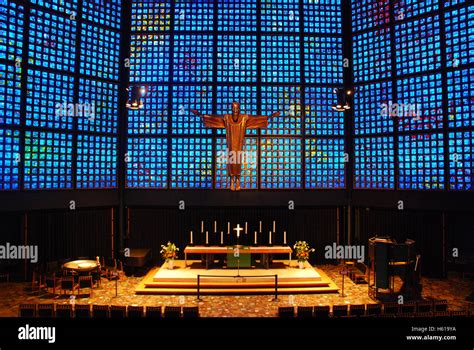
(0, 212, 24, 277)
(27, 208, 114, 264)
(127, 207, 339, 265)
(0, 212, 23, 246)
(446, 211, 474, 263)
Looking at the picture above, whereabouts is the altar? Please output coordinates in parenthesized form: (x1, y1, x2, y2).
(184, 245, 293, 269)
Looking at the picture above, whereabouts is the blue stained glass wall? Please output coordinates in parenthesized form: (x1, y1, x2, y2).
(80, 24, 120, 80)
(448, 131, 473, 191)
(305, 138, 345, 189)
(217, 35, 258, 83)
(0, 128, 20, 190)
(129, 0, 345, 190)
(24, 131, 74, 190)
(170, 138, 213, 189)
(127, 138, 168, 189)
(173, 34, 213, 83)
(353, 0, 474, 191)
(77, 135, 117, 189)
(28, 8, 77, 72)
(354, 136, 395, 189)
(0, 0, 120, 191)
(175, 0, 213, 32)
(83, 0, 121, 29)
(0, 63, 22, 126)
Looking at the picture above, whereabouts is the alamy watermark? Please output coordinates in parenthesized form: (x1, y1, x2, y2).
(324, 243, 365, 263)
(18, 325, 55, 344)
(0, 242, 38, 263)
(55, 102, 96, 121)
(380, 101, 422, 120)
(216, 148, 257, 165)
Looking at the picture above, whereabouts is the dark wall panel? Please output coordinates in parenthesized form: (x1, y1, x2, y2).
(27, 208, 114, 264)
(126, 207, 339, 265)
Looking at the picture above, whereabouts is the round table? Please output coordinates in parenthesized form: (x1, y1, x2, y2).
(62, 260, 99, 273)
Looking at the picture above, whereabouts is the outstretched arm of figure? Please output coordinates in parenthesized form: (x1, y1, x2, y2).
(245, 111, 281, 129)
(191, 109, 225, 129)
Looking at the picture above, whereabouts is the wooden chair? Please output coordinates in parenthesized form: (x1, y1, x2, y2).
(332, 305, 349, 317)
(433, 311, 450, 318)
(75, 304, 91, 318)
(55, 304, 73, 318)
(297, 306, 313, 318)
(44, 274, 60, 295)
(145, 306, 162, 318)
(417, 300, 433, 313)
(92, 304, 109, 318)
(383, 302, 400, 315)
(31, 270, 43, 293)
(314, 305, 330, 318)
(400, 301, 417, 314)
(434, 299, 448, 312)
(19, 304, 36, 318)
(115, 259, 125, 280)
(110, 305, 127, 318)
(102, 258, 117, 280)
(414, 312, 433, 318)
(350, 304, 366, 317)
(60, 276, 76, 295)
(182, 306, 199, 318)
(366, 303, 382, 316)
(77, 276, 93, 297)
(450, 310, 468, 317)
(164, 306, 181, 318)
(278, 306, 295, 318)
(37, 304, 54, 318)
(127, 305, 144, 318)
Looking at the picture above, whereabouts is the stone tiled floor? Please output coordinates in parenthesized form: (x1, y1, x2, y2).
(1, 265, 472, 317)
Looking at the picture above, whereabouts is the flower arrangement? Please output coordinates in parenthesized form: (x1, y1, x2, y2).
(160, 242, 179, 262)
(293, 241, 315, 262)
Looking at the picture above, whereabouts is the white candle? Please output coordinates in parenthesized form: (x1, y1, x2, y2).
(206, 231, 209, 245)
(228, 222, 230, 234)
(201, 221, 204, 232)
(190, 231, 193, 244)
(220, 231, 223, 245)
(254, 231, 257, 245)
(269, 231, 272, 245)
(245, 222, 248, 234)
(283, 231, 286, 245)
(214, 221, 217, 232)
(273, 221, 276, 232)
(259, 221, 262, 232)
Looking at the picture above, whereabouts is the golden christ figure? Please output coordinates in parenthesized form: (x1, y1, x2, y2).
(192, 102, 280, 191)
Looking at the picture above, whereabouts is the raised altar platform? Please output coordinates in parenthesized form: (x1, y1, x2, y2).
(135, 260, 339, 295)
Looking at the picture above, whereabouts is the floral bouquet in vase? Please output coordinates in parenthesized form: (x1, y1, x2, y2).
(293, 241, 315, 269)
(160, 242, 179, 270)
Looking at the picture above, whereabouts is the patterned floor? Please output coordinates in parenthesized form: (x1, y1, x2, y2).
(1, 265, 472, 317)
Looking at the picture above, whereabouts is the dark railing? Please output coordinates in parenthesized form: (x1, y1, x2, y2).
(196, 274, 278, 301)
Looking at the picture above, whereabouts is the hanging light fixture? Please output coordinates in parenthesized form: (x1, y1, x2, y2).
(126, 86, 146, 110)
(332, 88, 352, 112)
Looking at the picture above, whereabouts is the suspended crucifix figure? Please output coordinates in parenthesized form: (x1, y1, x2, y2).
(192, 102, 280, 191)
